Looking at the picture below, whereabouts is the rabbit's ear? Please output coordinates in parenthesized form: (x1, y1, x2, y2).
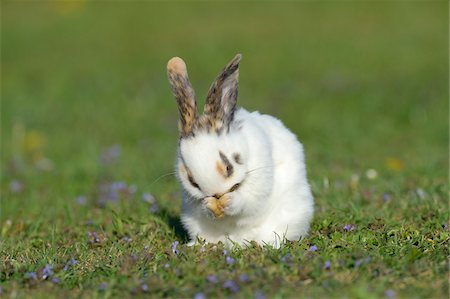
(167, 57, 198, 137)
(204, 54, 241, 131)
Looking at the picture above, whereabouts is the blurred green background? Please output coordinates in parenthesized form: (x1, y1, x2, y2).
(1, 1, 448, 298)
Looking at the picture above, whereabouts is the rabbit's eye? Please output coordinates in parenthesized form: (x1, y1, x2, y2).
(229, 183, 241, 192)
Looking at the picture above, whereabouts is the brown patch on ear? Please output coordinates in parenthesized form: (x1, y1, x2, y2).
(167, 57, 198, 137)
(203, 54, 242, 133)
(216, 160, 226, 177)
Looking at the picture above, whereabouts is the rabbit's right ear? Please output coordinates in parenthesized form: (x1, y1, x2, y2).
(167, 57, 198, 138)
(203, 54, 241, 132)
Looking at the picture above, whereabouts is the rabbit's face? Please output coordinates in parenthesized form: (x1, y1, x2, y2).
(177, 131, 248, 200)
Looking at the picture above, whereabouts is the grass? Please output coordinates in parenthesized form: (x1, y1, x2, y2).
(1, 1, 448, 298)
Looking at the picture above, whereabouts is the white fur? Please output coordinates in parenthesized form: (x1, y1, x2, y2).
(176, 108, 314, 248)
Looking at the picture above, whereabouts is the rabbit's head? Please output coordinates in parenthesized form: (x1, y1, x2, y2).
(167, 54, 249, 200)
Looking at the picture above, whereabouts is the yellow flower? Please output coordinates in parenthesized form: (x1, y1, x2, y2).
(385, 157, 404, 172)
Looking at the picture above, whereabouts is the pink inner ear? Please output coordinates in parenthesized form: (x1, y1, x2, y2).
(167, 57, 187, 75)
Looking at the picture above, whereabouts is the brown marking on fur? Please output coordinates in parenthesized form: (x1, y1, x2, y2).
(186, 168, 200, 190)
(233, 153, 243, 165)
(216, 160, 226, 177)
(167, 57, 198, 138)
(203, 54, 241, 133)
(219, 151, 233, 177)
(178, 163, 187, 176)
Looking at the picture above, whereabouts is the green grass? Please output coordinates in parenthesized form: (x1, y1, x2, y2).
(1, 1, 448, 298)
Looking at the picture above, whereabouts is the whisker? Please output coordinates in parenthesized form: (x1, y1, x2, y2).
(149, 171, 177, 187)
(246, 165, 274, 174)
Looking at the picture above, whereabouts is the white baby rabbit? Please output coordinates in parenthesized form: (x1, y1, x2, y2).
(166, 54, 314, 248)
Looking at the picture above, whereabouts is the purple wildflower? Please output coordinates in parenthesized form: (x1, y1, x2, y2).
(121, 236, 133, 243)
(149, 203, 159, 213)
(364, 256, 371, 264)
(223, 279, 240, 293)
(207, 274, 218, 283)
(42, 264, 54, 279)
(51, 277, 60, 284)
(76, 196, 87, 205)
(383, 193, 391, 202)
(88, 231, 102, 244)
(255, 290, 266, 299)
(194, 292, 206, 299)
(343, 224, 357, 232)
(10, 180, 24, 193)
(354, 259, 362, 267)
(239, 274, 250, 282)
(171, 241, 180, 255)
(324, 260, 331, 270)
(25, 272, 37, 280)
(385, 289, 396, 298)
(142, 193, 155, 203)
(280, 253, 293, 263)
(64, 258, 77, 271)
(100, 144, 121, 165)
(309, 245, 318, 252)
(223, 249, 229, 256)
(225, 256, 235, 265)
(141, 283, 149, 292)
(99, 282, 108, 291)
(280, 253, 292, 263)
(98, 181, 136, 206)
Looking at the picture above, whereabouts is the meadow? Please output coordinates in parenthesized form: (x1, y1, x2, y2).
(1, 1, 448, 298)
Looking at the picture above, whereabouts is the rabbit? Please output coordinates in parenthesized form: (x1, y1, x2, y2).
(166, 54, 314, 248)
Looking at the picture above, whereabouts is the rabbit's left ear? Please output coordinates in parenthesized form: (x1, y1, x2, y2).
(203, 54, 241, 132)
(167, 57, 198, 138)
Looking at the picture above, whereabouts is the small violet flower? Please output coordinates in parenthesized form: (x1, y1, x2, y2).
(324, 260, 331, 270)
(239, 274, 250, 282)
(385, 289, 396, 298)
(63, 258, 77, 271)
(225, 256, 235, 265)
(100, 144, 121, 165)
(207, 274, 218, 284)
(25, 272, 37, 280)
(343, 224, 357, 232)
(142, 193, 155, 203)
(280, 253, 292, 263)
(42, 264, 54, 279)
(76, 196, 87, 205)
(10, 180, 24, 193)
(309, 245, 318, 252)
(255, 290, 266, 299)
(51, 277, 60, 284)
(193, 292, 206, 299)
(141, 283, 149, 292)
(99, 282, 108, 291)
(171, 241, 180, 255)
(223, 279, 240, 293)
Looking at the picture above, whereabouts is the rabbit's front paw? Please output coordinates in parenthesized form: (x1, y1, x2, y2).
(204, 197, 226, 218)
(205, 193, 241, 218)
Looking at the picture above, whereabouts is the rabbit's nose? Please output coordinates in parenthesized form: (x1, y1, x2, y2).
(212, 194, 220, 199)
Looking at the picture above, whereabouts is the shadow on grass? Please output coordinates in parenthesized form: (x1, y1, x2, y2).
(160, 208, 190, 243)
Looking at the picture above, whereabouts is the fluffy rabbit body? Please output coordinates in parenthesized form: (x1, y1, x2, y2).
(166, 54, 314, 247)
